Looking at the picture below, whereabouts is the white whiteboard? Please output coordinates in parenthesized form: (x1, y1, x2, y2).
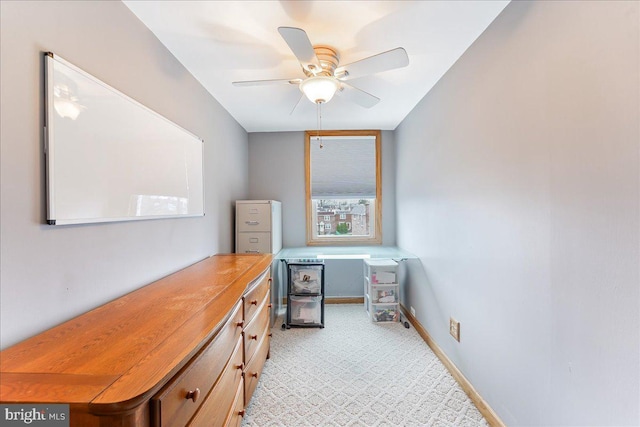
(44, 53, 204, 225)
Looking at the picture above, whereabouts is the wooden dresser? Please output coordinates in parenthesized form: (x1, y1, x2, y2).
(0, 254, 273, 427)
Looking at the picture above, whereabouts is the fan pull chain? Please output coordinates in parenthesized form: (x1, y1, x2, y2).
(316, 102, 323, 149)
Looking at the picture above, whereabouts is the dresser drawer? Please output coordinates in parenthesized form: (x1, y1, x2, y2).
(243, 271, 270, 322)
(224, 379, 245, 427)
(187, 338, 244, 427)
(237, 232, 272, 254)
(152, 302, 243, 427)
(236, 203, 271, 232)
(243, 296, 270, 364)
(244, 332, 270, 406)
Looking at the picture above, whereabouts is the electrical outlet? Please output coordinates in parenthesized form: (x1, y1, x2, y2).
(449, 317, 460, 342)
(410, 306, 416, 317)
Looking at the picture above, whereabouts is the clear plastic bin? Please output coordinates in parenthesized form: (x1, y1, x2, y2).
(289, 265, 323, 294)
(371, 305, 399, 323)
(371, 270, 396, 284)
(371, 285, 398, 304)
(289, 295, 322, 325)
(364, 259, 398, 284)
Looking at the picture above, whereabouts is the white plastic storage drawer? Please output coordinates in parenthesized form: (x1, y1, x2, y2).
(289, 295, 322, 325)
(371, 285, 398, 304)
(371, 270, 396, 284)
(371, 305, 399, 323)
(364, 259, 398, 284)
(236, 203, 271, 232)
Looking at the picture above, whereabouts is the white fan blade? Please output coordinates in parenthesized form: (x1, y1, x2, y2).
(337, 83, 380, 108)
(278, 27, 322, 74)
(335, 47, 409, 81)
(232, 78, 302, 87)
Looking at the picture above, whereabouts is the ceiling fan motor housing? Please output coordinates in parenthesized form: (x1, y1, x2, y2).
(304, 45, 340, 77)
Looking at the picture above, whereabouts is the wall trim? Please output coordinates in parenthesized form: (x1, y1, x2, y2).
(400, 304, 505, 427)
(281, 297, 364, 305)
(325, 297, 365, 304)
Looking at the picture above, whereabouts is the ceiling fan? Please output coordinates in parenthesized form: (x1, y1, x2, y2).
(232, 27, 410, 110)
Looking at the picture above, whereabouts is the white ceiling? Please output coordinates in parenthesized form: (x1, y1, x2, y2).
(123, 1, 509, 133)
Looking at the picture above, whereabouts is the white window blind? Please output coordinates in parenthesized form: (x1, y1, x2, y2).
(310, 136, 376, 199)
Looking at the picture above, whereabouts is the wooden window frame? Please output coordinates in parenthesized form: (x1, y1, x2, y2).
(305, 130, 382, 246)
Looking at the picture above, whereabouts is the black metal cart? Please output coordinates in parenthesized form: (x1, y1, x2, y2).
(282, 260, 325, 329)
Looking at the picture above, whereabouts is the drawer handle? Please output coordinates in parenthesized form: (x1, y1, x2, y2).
(236, 362, 245, 370)
(250, 372, 259, 378)
(245, 221, 259, 225)
(236, 320, 244, 328)
(245, 250, 260, 254)
(238, 410, 246, 418)
(185, 388, 200, 403)
(268, 303, 273, 308)
(250, 300, 258, 305)
(268, 332, 273, 337)
(250, 334, 258, 340)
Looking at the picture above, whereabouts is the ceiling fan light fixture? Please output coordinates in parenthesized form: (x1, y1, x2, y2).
(300, 76, 339, 104)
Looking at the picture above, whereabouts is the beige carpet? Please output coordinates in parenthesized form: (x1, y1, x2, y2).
(242, 304, 488, 427)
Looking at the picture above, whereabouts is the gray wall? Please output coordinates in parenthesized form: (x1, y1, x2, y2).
(248, 132, 307, 247)
(395, 1, 639, 426)
(248, 131, 397, 297)
(0, 1, 248, 349)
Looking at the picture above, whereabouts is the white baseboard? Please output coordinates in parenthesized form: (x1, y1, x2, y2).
(325, 296, 364, 304)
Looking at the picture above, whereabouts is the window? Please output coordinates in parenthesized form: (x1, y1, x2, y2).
(305, 130, 382, 245)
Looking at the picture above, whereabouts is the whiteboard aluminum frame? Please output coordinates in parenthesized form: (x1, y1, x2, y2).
(44, 52, 205, 225)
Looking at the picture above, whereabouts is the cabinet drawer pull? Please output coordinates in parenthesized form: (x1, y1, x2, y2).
(185, 388, 200, 403)
(268, 332, 273, 337)
(249, 334, 258, 340)
(250, 372, 259, 378)
(250, 300, 258, 305)
(236, 362, 245, 370)
(245, 250, 260, 254)
(236, 320, 244, 328)
(267, 303, 273, 308)
(245, 221, 259, 225)
(238, 410, 246, 417)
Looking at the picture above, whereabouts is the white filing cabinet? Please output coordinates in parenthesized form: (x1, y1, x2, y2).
(235, 200, 282, 254)
(364, 259, 399, 323)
